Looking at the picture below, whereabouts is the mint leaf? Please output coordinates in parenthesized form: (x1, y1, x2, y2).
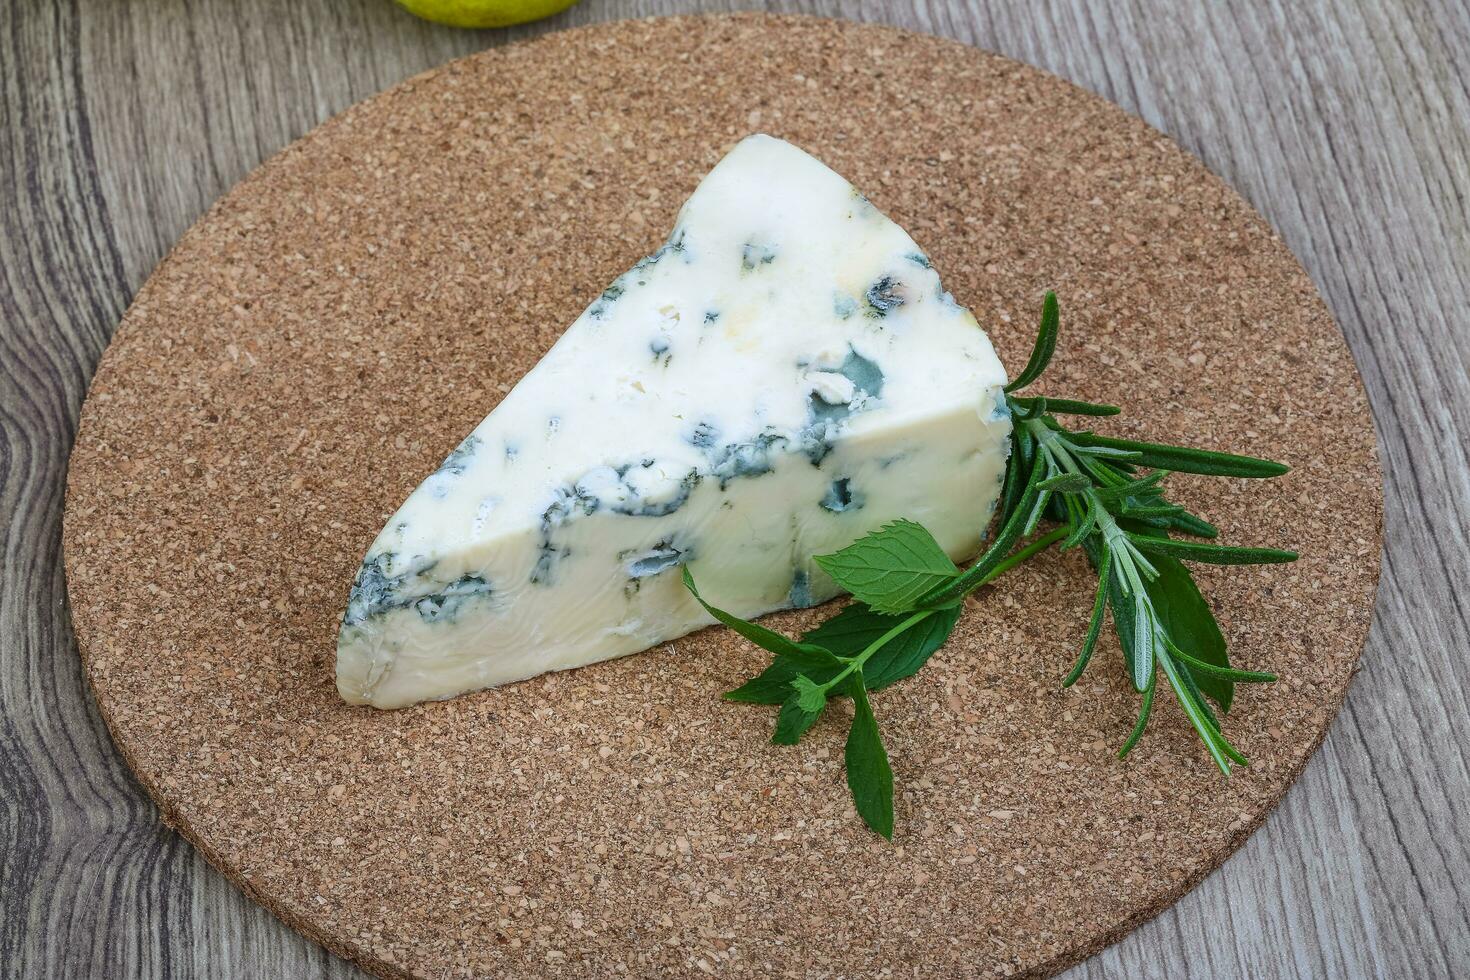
(773, 688, 824, 745)
(772, 675, 829, 745)
(814, 520, 960, 613)
(844, 678, 895, 839)
(1139, 557, 1234, 710)
(684, 567, 834, 663)
(791, 674, 828, 713)
(866, 606, 962, 688)
(799, 601, 891, 653)
(803, 601, 961, 690)
(724, 646, 843, 704)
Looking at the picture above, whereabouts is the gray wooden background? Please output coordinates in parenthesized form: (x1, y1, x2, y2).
(2, 0, 1466, 976)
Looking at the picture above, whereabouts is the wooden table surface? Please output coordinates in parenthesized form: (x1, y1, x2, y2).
(2, 1, 1466, 977)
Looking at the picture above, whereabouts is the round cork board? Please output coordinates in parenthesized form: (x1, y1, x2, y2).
(64, 14, 1381, 980)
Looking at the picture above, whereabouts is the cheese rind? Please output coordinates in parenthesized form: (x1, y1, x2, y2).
(336, 134, 1010, 708)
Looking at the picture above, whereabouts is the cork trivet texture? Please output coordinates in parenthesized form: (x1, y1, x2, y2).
(63, 14, 1382, 980)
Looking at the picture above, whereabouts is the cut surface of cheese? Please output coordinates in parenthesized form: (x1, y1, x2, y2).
(337, 134, 1010, 708)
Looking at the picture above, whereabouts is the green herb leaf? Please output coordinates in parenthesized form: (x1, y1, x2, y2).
(1015, 395, 1049, 420)
(1119, 526, 1235, 709)
(724, 645, 844, 704)
(1061, 495, 1100, 548)
(844, 679, 895, 839)
(1128, 593, 1157, 693)
(1168, 637, 1226, 733)
(1004, 290, 1058, 394)
(998, 427, 1036, 527)
(791, 674, 828, 713)
(1119, 502, 1186, 520)
(1090, 472, 1168, 503)
(1168, 648, 1277, 683)
(685, 567, 835, 663)
(1038, 472, 1091, 493)
(773, 680, 826, 745)
(803, 601, 963, 690)
(1065, 432, 1290, 478)
(1127, 535, 1298, 566)
(814, 520, 960, 614)
(863, 606, 961, 689)
(1157, 650, 1235, 774)
(1063, 548, 1112, 687)
(1011, 395, 1121, 417)
(1098, 546, 1152, 694)
(1164, 510, 1220, 539)
(1118, 675, 1155, 758)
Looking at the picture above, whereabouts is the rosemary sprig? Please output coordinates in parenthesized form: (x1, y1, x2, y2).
(989, 292, 1295, 772)
(685, 292, 1297, 837)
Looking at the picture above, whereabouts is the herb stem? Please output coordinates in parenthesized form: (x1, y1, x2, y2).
(975, 526, 1068, 587)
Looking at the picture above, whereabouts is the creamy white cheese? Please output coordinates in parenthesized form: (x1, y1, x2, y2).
(337, 134, 1010, 708)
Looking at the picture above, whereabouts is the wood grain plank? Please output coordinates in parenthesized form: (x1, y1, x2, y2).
(2, 0, 1467, 976)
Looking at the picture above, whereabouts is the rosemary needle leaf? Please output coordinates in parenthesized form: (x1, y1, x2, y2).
(1170, 645, 1226, 732)
(999, 432, 1033, 525)
(1012, 395, 1121, 417)
(1004, 290, 1059, 394)
(1163, 511, 1220, 539)
(1016, 396, 1049, 420)
(1038, 472, 1091, 493)
(1066, 432, 1290, 478)
(1128, 536, 1299, 566)
(1016, 423, 1038, 470)
(1118, 678, 1156, 758)
(1089, 472, 1167, 503)
(1023, 487, 1053, 536)
(1130, 598, 1155, 692)
(1169, 646, 1277, 683)
(1064, 549, 1112, 687)
(1120, 502, 1186, 520)
(1159, 652, 1233, 775)
(1072, 444, 1143, 460)
(1219, 736, 1250, 767)
(1131, 549, 1234, 710)
(1061, 502, 1098, 549)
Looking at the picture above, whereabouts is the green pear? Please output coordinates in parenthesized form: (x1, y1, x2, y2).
(394, 0, 579, 29)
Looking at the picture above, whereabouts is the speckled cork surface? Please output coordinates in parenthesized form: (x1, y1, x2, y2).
(63, 14, 1381, 980)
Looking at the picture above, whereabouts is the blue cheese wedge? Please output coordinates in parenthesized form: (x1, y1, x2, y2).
(337, 134, 1011, 708)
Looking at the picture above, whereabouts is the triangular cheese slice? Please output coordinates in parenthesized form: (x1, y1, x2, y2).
(337, 135, 1010, 708)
